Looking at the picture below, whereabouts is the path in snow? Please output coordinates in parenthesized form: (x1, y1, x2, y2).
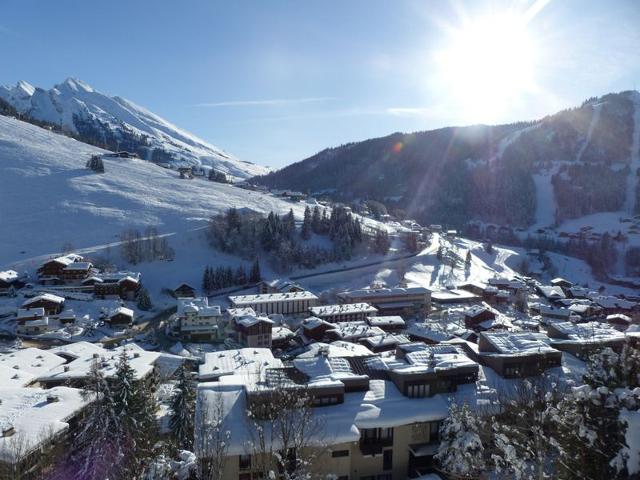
(532, 168, 558, 229)
(576, 103, 603, 163)
(624, 93, 640, 214)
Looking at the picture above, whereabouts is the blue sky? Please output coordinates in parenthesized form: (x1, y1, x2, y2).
(1, 0, 639, 169)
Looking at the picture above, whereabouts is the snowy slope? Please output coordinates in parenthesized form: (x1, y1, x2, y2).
(0, 115, 298, 268)
(0, 78, 268, 180)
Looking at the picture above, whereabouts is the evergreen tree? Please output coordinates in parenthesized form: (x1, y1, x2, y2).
(169, 365, 196, 450)
(137, 287, 152, 311)
(250, 257, 261, 283)
(311, 206, 322, 233)
(435, 402, 486, 478)
(284, 209, 296, 239)
(465, 250, 472, 269)
(71, 360, 126, 480)
(373, 230, 390, 255)
(301, 206, 312, 240)
(202, 266, 211, 295)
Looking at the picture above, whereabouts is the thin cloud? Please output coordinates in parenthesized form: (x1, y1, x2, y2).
(193, 97, 334, 107)
(386, 107, 433, 117)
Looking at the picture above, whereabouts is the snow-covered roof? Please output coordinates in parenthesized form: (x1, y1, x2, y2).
(0, 348, 67, 388)
(196, 378, 448, 456)
(177, 297, 221, 317)
(199, 348, 282, 381)
(607, 313, 632, 324)
(235, 314, 274, 328)
(0, 387, 93, 462)
(301, 316, 333, 330)
(328, 322, 385, 341)
(39, 344, 159, 383)
(548, 321, 625, 343)
(480, 332, 558, 355)
(229, 291, 318, 305)
(591, 295, 637, 310)
(366, 315, 405, 327)
(360, 334, 410, 349)
(22, 293, 65, 306)
(297, 341, 373, 359)
(109, 306, 134, 318)
(431, 289, 480, 303)
(272, 326, 294, 341)
(0, 270, 18, 283)
(309, 303, 377, 317)
(338, 286, 430, 300)
(406, 323, 453, 343)
(62, 262, 92, 271)
(227, 307, 256, 318)
(43, 254, 82, 267)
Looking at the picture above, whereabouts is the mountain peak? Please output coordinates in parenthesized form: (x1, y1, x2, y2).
(15, 80, 35, 96)
(58, 77, 94, 93)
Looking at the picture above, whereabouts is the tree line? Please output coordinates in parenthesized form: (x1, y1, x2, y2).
(120, 227, 175, 265)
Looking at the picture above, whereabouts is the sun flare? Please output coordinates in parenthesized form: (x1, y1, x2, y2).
(436, 10, 540, 122)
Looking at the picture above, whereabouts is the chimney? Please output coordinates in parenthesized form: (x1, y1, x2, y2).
(64, 365, 70, 372)
(2, 426, 15, 437)
(133, 352, 140, 359)
(46, 395, 59, 404)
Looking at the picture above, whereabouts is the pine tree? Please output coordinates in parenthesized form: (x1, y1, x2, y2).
(311, 206, 322, 234)
(170, 365, 195, 450)
(71, 360, 126, 480)
(202, 266, 211, 295)
(284, 209, 295, 239)
(137, 287, 152, 311)
(301, 206, 312, 240)
(465, 250, 472, 269)
(435, 402, 486, 477)
(250, 257, 261, 283)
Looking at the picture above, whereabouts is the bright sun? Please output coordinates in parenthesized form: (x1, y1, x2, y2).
(436, 10, 539, 122)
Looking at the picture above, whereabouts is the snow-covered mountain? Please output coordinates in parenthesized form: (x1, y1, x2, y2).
(0, 114, 296, 268)
(0, 78, 268, 180)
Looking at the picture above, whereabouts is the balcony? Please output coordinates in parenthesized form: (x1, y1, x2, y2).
(359, 437, 393, 456)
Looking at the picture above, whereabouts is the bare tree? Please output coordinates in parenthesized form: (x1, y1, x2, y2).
(197, 392, 231, 480)
(245, 387, 327, 480)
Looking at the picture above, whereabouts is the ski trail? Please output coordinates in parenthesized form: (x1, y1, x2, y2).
(576, 103, 603, 163)
(532, 167, 558, 229)
(624, 93, 640, 214)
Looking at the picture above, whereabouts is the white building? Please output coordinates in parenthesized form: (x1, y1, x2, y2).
(229, 291, 318, 315)
(309, 303, 377, 323)
(176, 297, 223, 342)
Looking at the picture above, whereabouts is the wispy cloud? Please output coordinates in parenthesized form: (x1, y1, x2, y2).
(193, 97, 334, 107)
(385, 107, 433, 117)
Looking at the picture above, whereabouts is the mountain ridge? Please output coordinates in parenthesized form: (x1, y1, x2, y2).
(254, 90, 640, 229)
(0, 78, 268, 180)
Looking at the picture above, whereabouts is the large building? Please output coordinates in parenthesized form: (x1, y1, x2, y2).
(228, 291, 318, 315)
(176, 297, 223, 342)
(337, 287, 431, 316)
(195, 343, 460, 480)
(0, 386, 94, 480)
(309, 303, 378, 323)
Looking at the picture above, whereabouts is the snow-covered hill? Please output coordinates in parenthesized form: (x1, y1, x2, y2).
(0, 114, 296, 268)
(0, 78, 268, 180)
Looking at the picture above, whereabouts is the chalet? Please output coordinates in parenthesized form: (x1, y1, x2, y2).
(309, 303, 378, 323)
(300, 317, 334, 341)
(366, 315, 406, 331)
(37, 254, 83, 283)
(177, 297, 222, 342)
(546, 321, 626, 359)
(16, 316, 50, 335)
(463, 305, 496, 329)
(57, 310, 76, 324)
(591, 296, 639, 318)
(457, 281, 487, 296)
(229, 291, 318, 315)
(271, 325, 295, 349)
(325, 321, 385, 343)
(0, 387, 94, 480)
(0, 270, 22, 296)
(337, 286, 431, 315)
(258, 278, 303, 294)
(107, 307, 134, 328)
(22, 293, 65, 315)
(476, 332, 562, 378)
(233, 313, 274, 348)
(59, 262, 93, 283)
(536, 285, 566, 302)
(93, 272, 140, 300)
(174, 282, 196, 298)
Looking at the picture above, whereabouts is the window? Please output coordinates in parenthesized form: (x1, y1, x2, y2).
(406, 383, 430, 398)
(383, 449, 393, 471)
(332, 449, 349, 458)
(361, 427, 393, 443)
(429, 421, 441, 443)
(239, 454, 251, 470)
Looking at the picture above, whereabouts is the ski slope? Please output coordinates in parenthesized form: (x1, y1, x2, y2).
(0, 115, 300, 268)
